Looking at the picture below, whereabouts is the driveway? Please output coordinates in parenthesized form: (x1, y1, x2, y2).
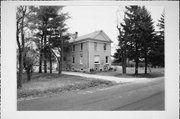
(62, 71, 158, 83)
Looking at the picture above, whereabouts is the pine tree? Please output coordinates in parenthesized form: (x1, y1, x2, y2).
(37, 6, 60, 73)
(138, 6, 155, 74)
(114, 6, 156, 75)
(149, 12, 164, 67)
(49, 13, 70, 74)
(28, 6, 69, 74)
(124, 6, 142, 75)
(116, 16, 132, 74)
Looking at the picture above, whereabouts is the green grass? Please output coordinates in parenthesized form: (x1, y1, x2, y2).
(18, 73, 116, 100)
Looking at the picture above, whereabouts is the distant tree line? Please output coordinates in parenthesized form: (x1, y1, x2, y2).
(16, 6, 70, 88)
(114, 6, 164, 75)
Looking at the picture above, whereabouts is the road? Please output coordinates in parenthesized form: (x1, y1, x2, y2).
(17, 77, 164, 111)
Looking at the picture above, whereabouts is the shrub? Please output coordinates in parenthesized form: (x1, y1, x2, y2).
(90, 68, 94, 72)
(109, 67, 113, 71)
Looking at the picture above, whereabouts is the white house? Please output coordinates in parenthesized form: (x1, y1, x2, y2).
(62, 30, 112, 72)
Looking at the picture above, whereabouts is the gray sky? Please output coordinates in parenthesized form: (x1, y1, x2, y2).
(63, 6, 164, 55)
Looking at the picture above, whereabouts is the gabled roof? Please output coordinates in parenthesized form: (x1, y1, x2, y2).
(69, 30, 113, 43)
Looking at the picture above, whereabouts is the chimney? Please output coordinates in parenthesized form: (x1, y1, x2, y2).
(75, 32, 78, 39)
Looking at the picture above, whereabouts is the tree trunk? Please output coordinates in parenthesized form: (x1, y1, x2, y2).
(122, 56, 126, 74)
(44, 33, 47, 73)
(135, 58, 138, 75)
(144, 52, 148, 74)
(39, 51, 42, 73)
(44, 59, 47, 73)
(121, 50, 126, 74)
(26, 68, 31, 81)
(117, 26, 127, 74)
(58, 58, 61, 74)
(122, 63, 126, 74)
(17, 6, 27, 89)
(17, 50, 23, 88)
(122, 39, 127, 75)
(59, 51, 63, 74)
(58, 31, 63, 74)
(17, 26, 22, 88)
(39, 35, 43, 73)
(49, 52, 52, 74)
(135, 41, 138, 75)
(17, 16, 25, 88)
(48, 37, 52, 74)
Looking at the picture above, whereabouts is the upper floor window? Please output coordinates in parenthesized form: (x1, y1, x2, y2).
(81, 43, 83, 51)
(104, 43, 107, 51)
(94, 42, 97, 51)
(72, 45, 75, 51)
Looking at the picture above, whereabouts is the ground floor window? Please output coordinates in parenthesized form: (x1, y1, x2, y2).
(80, 54, 83, 64)
(94, 55, 100, 64)
(106, 56, 108, 63)
(73, 56, 75, 63)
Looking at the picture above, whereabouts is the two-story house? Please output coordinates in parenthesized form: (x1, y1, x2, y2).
(62, 30, 112, 72)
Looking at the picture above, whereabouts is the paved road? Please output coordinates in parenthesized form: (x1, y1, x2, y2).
(17, 77, 164, 111)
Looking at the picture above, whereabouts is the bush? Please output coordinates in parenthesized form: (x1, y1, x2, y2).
(138, 62, 145, 67)
(109, 67, 113, 71)
(90, 68, 94, 72)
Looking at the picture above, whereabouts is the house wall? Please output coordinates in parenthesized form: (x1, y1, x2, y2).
(62, 41, 89, 72)
(63, 39, 111, 72)
(88, 40, 111, 71)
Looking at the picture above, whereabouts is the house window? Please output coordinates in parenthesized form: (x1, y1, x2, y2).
(73, 56, 75, 63)
(94, 55, 100, 64)
(104, 43, 107, 51)
(94, 42, 97, 51)
(81, 43, 83, 51)
(72, 45, 75, 51)
(80, 54, 83, 64)
(106, 56, 108, 63)
(64, 57, 66, 61)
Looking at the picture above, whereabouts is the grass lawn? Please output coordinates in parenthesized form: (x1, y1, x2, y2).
(96, 67, 164, 78)
(18, 73, 117, 100)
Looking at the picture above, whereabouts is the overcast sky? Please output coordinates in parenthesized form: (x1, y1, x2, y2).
(63, 6, 164, 55)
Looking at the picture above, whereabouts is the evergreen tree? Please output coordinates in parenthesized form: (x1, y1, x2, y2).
(124, 6, 142, 75)
(137, 6, 155, 74)
(149, 12, 164, 67)
(28, 6, 69, 74)
(114, 6, 156, 75)
(116, 15, 132, 74)
(48, 13, 70, 74)
(37, 6, 60, 73)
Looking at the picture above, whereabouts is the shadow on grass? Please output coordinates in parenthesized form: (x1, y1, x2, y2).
(114, 73, 164, 78)
(20, 73, 79, 83)
(95, 67, 164, 78)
